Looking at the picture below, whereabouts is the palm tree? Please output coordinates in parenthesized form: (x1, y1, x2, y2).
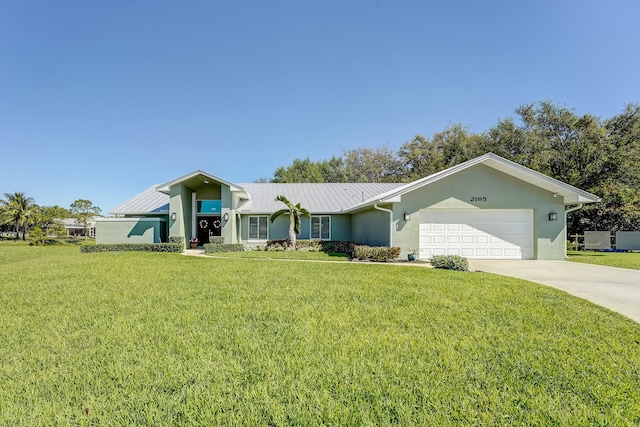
(269, 195, 311, 248)
(1, 192, 39, 240)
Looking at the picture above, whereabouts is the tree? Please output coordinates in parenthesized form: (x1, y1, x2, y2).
(398, 134, 444, 181)
(35, 205, 71, 236)
(342, 146, 404, 183)
(270, 156, 345, 183)
(269, 195, 310, 248)
(28, 226, 47, 245)
(0, 192, 39, 240)
(69, 199, 101, 240)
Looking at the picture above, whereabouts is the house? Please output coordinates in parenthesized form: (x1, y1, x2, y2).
(62, 217, 98, 238)
(96, 153, 600, 260)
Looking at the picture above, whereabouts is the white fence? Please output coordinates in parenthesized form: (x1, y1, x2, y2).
(577, 231, 640, 251)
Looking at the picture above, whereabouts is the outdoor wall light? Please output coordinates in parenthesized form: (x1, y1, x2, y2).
(404, 213, 411, 221)
(548, 212, 558, 221)
(223, 213, 229, 221)
(170, 212, 177, 221)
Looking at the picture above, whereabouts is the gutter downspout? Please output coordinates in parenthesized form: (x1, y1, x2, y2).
(564, 203, 583, 258)
(374, 203, 394, 247)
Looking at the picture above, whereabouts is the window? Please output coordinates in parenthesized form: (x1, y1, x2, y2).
(249, 216, 268, 240)
(311, 216, 330, 240)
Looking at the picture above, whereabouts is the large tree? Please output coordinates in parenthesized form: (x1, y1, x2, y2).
(269, 195, 310, 248)
(69, 199, 101, 240)
(271, 156, 345, 183)
(267, 101, 640, 235)
(0, 192, 39, 240)
(342, 146, 404, 183)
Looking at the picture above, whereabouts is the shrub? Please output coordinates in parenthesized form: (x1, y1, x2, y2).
(169, 236, 185, 245)
(28, 227, 47, 245)
(321, 241, 357, 257)
(204, 243, 245, 254)
(353, 245, 401, 261)
(80, 243, 183, 253)
(265, 239, 290, 250)
(265, 239, 358, 256)
(430, 255, 469, 271)
(209, 236, 225, 245)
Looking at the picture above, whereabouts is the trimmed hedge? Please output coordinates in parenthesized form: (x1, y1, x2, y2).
(203, 243, 245, 254)
(353, 245, 401, 261)
(430, 255, 469, 271)
(169, 236, 185, 245)
(320, 241, 357, 257)
(80, 243, 183, 253)
(265, 239, 358, 256)
(209, 236, 225, 245)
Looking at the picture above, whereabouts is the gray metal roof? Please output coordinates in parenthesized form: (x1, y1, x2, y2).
(109, 185, 170, 215)
(236, 183, 404, 213)
(108, 182, 402, 215)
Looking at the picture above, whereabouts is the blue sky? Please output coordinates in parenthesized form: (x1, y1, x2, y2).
(1, 0, 639, 213)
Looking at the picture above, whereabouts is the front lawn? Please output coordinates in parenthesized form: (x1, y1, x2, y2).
(1, 245, 639, 425)
(207, 249, 350, 261)
(568, 250, 640, 270)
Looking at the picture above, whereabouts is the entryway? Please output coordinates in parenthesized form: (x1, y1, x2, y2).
(197, 215, 221, 244)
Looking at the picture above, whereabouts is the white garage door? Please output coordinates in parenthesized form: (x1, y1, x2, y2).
(419, 210, 533, 259)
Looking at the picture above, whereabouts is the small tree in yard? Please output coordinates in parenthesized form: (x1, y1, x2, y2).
(269, 195, 310, 248)
(70, 199, 101, 240)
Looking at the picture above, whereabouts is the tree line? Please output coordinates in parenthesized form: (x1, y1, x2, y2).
(0, 193, 101, 243)
(266, 101, 640, 235)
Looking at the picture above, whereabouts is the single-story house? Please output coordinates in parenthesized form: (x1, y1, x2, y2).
(62, 217, 98, 237)
(96, 153, 600, 260)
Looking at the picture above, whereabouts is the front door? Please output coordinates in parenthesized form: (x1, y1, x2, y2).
(197, 216, 221, 244)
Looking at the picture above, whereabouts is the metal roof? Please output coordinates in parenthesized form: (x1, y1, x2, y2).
(236, 183, 403, 214)
(343, 153, 600, 212)
(107, 154, 600, 216)
(108, 182, 402, 215)
(109, 185, 170, 216)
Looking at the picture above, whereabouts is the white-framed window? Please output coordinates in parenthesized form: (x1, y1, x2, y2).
(248, 216, 269, 240)
(311, 216, 330, 240)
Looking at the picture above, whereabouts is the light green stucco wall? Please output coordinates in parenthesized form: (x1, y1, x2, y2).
(96, 218, 167, 244)
(330, 215, 351, 241)
(390, 164, 566, 259)
(169, 184, 192, 244)
(351, 208, 391, 247)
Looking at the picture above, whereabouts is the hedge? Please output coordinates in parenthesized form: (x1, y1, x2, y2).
(80, 243, 183, 253)
(353, 245, 401, 261)
(265, 239, 358, 256)
(429, 255, 469, 271)
(203, 243, 245, 254)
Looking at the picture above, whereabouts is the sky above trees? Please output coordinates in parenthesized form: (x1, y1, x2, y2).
(1, 0, 639, 213)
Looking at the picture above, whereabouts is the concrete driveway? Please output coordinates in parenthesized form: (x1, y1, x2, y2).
(468, 260, 640, 323)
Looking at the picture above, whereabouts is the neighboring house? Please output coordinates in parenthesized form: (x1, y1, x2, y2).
(62, 217, 98, 237)
(96, 153, 599, 260)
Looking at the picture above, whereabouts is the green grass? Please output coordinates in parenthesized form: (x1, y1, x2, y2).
(1, 245, 639, 425)
(568, 250, 640, 270)
(207, 250, 350, 261)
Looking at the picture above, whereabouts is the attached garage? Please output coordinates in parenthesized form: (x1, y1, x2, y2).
(419, 209, 534, 259)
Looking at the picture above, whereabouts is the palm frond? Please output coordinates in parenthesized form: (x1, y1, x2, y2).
(270, 209, 290, 223)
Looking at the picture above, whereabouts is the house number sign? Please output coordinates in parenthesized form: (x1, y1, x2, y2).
(470, 196, 487, 202)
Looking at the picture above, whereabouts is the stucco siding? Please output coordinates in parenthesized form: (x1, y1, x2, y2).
(169, 184, 192, 242)
(351, 208, 391, 247)
(96, 218, 167, 244)
(392, 164, 566, 259)
(330, 215, 351, 241)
